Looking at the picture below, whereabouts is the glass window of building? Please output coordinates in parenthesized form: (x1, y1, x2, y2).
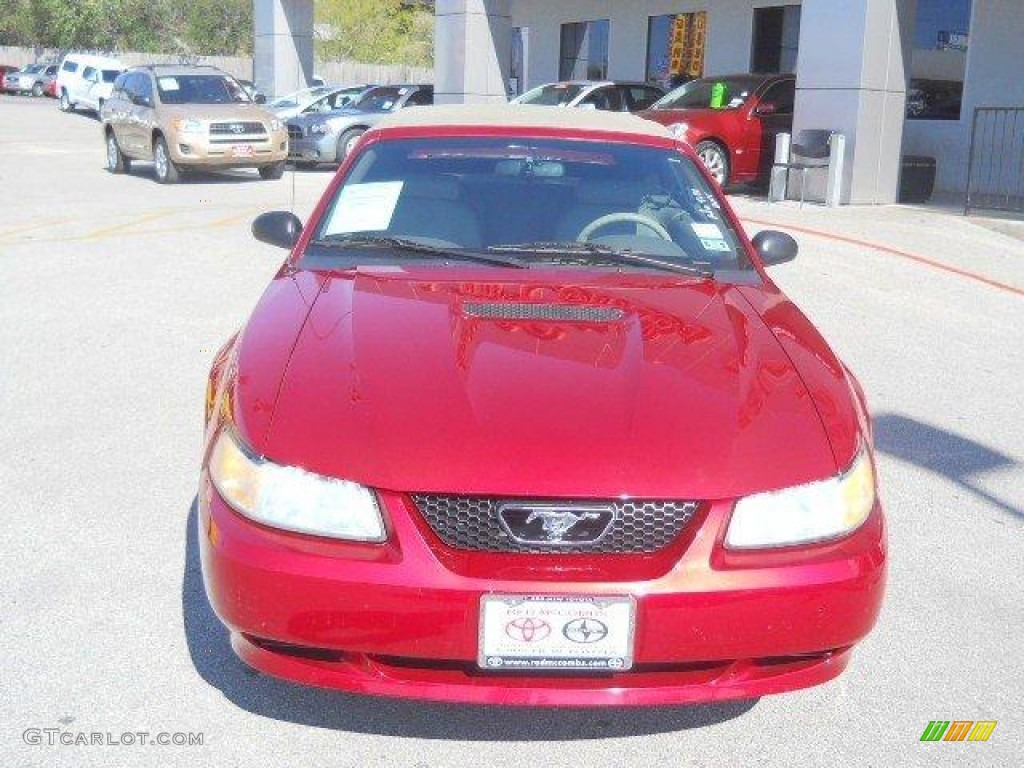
(560, 19, 610, 81)
(646, 12, 707, 89)
(509, 27, 527, 96)
(751, 6, 801, 73)
(907, 0, 973, 120)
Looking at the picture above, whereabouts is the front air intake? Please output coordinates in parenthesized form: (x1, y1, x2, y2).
(462, 303, 624, 322)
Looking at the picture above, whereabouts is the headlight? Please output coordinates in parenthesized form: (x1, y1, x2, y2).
(269, 118, 283, 131)
(175, 118, 204, 134)
(208, 428, 386, 542)
(725, 449, 876, 549)
(309, 122, 334, 136)
(667, 122, 689, 139)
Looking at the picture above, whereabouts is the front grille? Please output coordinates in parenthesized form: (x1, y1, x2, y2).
(411, 495, 699, 554)
(209, 121, 266, 135)
(463, 303, 624, 322)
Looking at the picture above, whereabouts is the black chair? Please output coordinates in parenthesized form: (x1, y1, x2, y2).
(772, 129, 835, 207)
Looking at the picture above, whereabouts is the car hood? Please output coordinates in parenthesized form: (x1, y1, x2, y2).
(270, 105, 301, 119)
(158, 103, 275, 122)
(289, 108, 387, 127)
(242, 269, 846, 500)
(640, 107, 740, 126)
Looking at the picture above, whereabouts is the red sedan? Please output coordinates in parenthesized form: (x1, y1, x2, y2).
(199, 105, 885, 706)
(639, 73, 796, 187)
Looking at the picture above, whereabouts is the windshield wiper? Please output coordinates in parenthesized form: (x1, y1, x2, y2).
(310, 234, 528, 269)
(488, 241, 713, 278)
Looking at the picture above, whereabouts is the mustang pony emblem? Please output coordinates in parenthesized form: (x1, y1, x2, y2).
(526, 509, 601, 541)
(497, 504, 615, 545)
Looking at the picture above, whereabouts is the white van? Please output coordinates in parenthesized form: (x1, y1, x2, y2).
(57, 53, 124, 113)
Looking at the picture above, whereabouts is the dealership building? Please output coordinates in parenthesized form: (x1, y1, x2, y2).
(256, 0, 1022, 206)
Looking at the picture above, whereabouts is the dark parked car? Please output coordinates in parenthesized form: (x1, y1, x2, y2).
(513, 80, 666, 113)
(639, 73, 795, 186)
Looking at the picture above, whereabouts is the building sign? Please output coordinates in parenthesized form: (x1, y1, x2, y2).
(647, 12, 706, 87)
(937, 31, 968, 51)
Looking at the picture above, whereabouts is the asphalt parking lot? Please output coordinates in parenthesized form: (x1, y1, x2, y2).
(1, 94, 1021, 767)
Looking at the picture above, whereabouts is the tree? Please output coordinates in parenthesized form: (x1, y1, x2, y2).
(0, 1, 33, 47)
(0, 0, 252, 55)
(316, 0, 433, 67)
(186, 0, 252, 56)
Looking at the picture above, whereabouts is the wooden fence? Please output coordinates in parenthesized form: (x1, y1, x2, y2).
(0, 45, 432, 87)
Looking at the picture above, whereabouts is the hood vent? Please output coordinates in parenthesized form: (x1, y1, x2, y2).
(462, 302, 624, 322)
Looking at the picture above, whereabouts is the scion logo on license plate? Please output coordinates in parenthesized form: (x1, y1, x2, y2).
(478, 594, 635, 672)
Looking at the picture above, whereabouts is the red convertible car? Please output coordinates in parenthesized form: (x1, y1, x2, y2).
(639, 73, 796, 187)
(199, 105, 885, 706)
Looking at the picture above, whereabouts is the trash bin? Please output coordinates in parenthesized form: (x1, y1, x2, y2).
(899, 155, 936, 203)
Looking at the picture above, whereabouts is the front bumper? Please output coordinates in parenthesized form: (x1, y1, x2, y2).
(170, 130, 288, 167)
(4, 77, 33, 93)
(199, 477, 886, 706)
(287, 133, 337, 163)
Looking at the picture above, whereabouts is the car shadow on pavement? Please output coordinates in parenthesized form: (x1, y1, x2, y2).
(109, 165, 268, 185)
(874, 412, 1022, 519)
(182, 499, 758, 737)
(285, 162, 337, 174)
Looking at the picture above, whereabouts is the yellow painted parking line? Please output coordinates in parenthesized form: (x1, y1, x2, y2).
(0, 217, 67, 240)
(204, 210, 259, 228)
(78, 209, 180, 241)
(0, 209, 265, 247)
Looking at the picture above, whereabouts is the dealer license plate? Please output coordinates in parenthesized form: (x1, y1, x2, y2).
(478, 594, 635, 672)
(231, 144, 254, 157)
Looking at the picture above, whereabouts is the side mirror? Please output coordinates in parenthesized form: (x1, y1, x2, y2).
(754, 100, 778, 116)
(254, 92, 267, 104)
(252, 211, 302, 250)
(751, 230, 798, 266)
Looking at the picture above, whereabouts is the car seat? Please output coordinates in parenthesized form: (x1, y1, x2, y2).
(388, 176, 483, 248)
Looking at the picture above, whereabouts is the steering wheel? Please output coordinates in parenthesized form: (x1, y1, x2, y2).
(577, 212, 673, 242)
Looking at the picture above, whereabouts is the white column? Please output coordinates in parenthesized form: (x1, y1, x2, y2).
(253, 0, 315, 100)
(435, 0, 512, 104)
(793, 0, 913, 204)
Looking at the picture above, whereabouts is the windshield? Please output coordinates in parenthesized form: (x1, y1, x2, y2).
(514, 83, 589, 106)
(652, 76, 764, 110)
(352, 87, 408, 112)
(309, 137, 747, 275)
(270, 86, 329, 108)
(156, 74, 250, 105)
(23, 64, 44, 74)
(305, 87, 364, 113)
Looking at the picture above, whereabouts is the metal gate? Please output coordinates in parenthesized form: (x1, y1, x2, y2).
(965, 107, 1024, 215)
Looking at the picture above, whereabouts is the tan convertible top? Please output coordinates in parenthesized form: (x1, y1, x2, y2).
(372, 104, 672, 139)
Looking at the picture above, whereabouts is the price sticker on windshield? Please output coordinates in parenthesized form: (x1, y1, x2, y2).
(323, 181, 404, 235)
